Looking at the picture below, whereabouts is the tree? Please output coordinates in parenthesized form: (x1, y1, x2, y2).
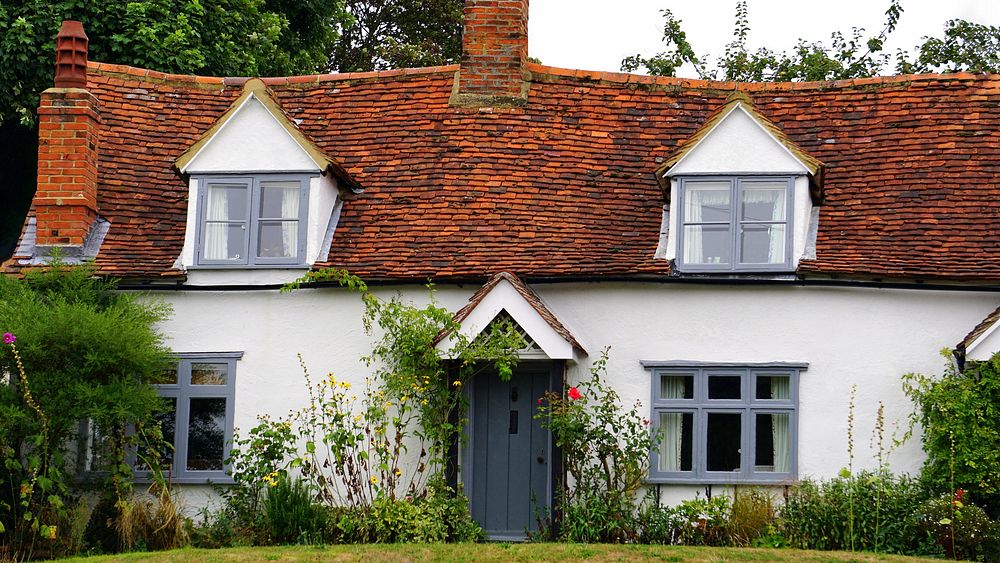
(623, 0, 1000, 81)
(0, 262, 174, 554)
(330, 0, 463, 72)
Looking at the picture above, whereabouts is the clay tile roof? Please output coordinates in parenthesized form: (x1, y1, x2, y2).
(445, 271, 586, 355)
(5, 60, 1000, 283)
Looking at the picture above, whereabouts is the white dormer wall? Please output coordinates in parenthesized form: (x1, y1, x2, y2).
(663, 104, 814, 268)
(176, 95, 340, 284)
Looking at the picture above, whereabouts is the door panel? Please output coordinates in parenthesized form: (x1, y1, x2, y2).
(467, 362, 552, 540)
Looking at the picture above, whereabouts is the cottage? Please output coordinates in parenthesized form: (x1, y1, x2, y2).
(6, 1, 1000, 540)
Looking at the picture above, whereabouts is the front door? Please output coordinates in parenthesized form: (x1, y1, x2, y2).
(466, 361, 552, 540)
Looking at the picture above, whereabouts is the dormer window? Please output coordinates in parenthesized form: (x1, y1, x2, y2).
(655, 93, 824, 275)
(678, 176, 792, 272)
(173, 79, 360, 276)
(196, 176, 309, 266)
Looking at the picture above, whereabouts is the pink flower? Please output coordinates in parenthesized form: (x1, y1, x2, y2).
(568, 387, 582, 400)
(643, 418, 650, 427)
(537, 397, 543, 405)
(2, 333, 14, 344)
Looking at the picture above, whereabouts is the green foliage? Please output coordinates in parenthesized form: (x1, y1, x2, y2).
(918, 492, 998, 561)
(780, 470, 935, 555)
(331, 0, 462, 72)
(0, 0, 348, 126)
(264, 474, 326, 545)
(638, 495, 731, 546)
(537, 349, 661, 542)
(903, 353, 1000, 516)
(0, 262, 174, 556)
(624, 0, 1000, 81)
(329, 480, 482, 543)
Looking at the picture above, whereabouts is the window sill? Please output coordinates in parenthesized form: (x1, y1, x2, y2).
(645, 475, 797, 486)
(133, 474, 235, 486)
(186, 263, 310, 270)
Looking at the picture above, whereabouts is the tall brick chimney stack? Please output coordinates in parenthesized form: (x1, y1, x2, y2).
(35, 20, 100, 251)
(457, 0, 529, 104)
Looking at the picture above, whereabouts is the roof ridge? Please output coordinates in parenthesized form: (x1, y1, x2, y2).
(525, 61, 1000, 91)
(87, 61, 460, 88)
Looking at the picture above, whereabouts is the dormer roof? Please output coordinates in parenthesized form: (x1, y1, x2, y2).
(175, 79, 359, 190)
(656, 92, 825, 202)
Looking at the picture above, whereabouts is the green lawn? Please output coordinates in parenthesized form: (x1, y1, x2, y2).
(62, 544, 942, 562)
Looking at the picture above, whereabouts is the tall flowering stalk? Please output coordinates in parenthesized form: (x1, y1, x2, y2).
(1, 331, 60, 548)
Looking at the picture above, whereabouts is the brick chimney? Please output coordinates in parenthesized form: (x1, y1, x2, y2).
(457, 0, 529, 104)
(34, 20, 100, 250)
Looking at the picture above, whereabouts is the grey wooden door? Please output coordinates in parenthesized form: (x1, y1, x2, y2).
(467, 362, 551, 540)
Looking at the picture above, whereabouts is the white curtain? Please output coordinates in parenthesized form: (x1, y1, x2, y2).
(280, 187, 299, 258)
(770, 377, 791, 473)
(659, 376, 687, 472)
(205, 187, 230, 260)
(742, 187, 785, 264)
(684, 185, 729, 264)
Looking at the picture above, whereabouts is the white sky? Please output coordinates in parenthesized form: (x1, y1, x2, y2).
(529, 0, 1000, 76)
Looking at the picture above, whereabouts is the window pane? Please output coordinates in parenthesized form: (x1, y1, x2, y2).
(257, 221, 298, 259)
(659, 412, 693, 472)
(684, 182, 731, 223)
(205, 184, 248, 221)
(740, 224, 786, 264)
(187, 398, 226, 471)
(155, 366, 178, 385)
(203, 223, 246, 260)
(741, 185, 786, 221)
(708, 375, 741, 400)
(136, 397, 176, 472)
(707, 412, 741, 472)
(683, 225, 731, 265)
(756, 375, 791, 400)
(191, 363, 227, 386)
(660, 374, 694, 400)
(259, 181, 300, 219)
(755, 413, 791, 473)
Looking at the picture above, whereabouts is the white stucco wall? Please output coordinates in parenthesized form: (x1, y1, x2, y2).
(149, 282, 1000, 508)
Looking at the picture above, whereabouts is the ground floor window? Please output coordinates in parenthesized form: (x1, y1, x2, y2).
(141, 352, 241, 482)
(642, 362, 804, 483)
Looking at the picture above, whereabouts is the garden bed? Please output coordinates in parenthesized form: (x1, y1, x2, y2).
(61, 544, 942, 562)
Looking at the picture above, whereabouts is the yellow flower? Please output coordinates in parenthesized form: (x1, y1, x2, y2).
(370, 475, 379, 485)
(354, 415, 363, 423)
(421, 399, 428, 406)
(394, 468, 402, 477)
(341, 381, 352, 390)
(452, 379, 462, 387)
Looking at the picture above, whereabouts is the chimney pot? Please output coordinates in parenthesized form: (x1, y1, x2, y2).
(55, 20, 88, 89)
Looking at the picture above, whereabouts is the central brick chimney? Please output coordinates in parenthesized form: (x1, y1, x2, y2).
(34, 20, 100, 252)
(457, 0, 529, 103)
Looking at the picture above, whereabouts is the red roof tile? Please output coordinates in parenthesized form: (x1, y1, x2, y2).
(6, 61, 1000, 282)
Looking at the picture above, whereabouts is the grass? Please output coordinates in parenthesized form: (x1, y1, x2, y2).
(62, 544, 943, 562)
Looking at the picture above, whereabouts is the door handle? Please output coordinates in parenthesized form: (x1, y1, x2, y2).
(537, 450, 545, 464)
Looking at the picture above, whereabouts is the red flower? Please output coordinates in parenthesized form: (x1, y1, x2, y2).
(954, 488, 966, 504)
(568, 387, 582, 400)
(537, 397, 543, 405)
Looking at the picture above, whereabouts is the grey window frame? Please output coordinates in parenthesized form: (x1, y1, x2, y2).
(643, 362, 804, 484)
(194, 175, 311, 267)
(676, 176, 795, 273)
(140, 352, 242, 484)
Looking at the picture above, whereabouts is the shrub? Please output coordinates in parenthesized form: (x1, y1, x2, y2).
(537, 349, 661, 543)
(903, 353, 1000, 516)
(728, 487, 777, 547)
(264, 474, 326, 545)
(780, 470, 935, 555)
(638, 494, 731, 546)
(918, 491, 999, 561)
